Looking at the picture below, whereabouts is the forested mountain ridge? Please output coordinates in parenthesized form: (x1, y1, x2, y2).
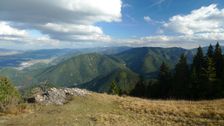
(0, 45, 223, 95)
(117, 47, 194, 75)
(130, 43, 224, 99)
(35, 53, 127, 87)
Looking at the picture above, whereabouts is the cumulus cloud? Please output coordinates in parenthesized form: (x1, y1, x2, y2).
(40, 23, 111, 42)
(0, 0, 122, 49)
(163, 4, 224, 35)
(0, 21, 62, 49)
(129, 4, 224, 48)
(0, 0, 122, 24)
(1, 1, 224, 49)
(0, 21, 27, 37)
(0, 21, 30, 46)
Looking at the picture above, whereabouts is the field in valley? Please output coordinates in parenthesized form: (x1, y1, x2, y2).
(0, 93, 224, 126)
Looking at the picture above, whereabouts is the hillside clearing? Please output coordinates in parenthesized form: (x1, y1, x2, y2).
(0, 93, 224, 126)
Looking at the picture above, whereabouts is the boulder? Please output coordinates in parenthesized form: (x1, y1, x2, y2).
(27, 88, 90, 105)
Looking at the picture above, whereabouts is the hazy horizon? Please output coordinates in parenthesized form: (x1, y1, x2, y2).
(1, 44, 222, 51)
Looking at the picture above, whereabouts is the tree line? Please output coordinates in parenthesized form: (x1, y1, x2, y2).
(130, 43, 224, 100)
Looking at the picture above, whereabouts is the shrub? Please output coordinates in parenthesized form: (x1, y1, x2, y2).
(109, 81, 121, 95)
(0, 77, 21, 112)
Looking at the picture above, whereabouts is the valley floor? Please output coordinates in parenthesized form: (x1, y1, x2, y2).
(1, 93, 224, 126)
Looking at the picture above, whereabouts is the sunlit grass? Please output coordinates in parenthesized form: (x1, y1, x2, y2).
(1, 93, 224, 126)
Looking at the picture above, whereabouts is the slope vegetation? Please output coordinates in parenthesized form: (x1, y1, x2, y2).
(117, 47, 193, 75)
(1, 93, 224, 126)
(36, 53, 127, 86)
(80, 68, 139, 93)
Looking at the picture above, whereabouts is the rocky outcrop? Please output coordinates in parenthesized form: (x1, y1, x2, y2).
(27, 87, 90, 105)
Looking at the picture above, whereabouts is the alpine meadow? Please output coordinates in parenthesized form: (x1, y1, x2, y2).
(0, 0, 224, 126)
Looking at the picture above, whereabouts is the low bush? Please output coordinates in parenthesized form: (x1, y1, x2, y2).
(0, 77, 21, 113)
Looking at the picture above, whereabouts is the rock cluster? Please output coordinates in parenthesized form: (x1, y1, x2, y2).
(28, 87, 90, 105)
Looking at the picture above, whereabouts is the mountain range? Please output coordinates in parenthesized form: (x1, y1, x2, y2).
(0, 46, 219, 92)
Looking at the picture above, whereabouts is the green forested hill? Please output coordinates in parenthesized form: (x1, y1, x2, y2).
(79, 68, 139, 93)
(117, 47, 193, 75)
(35, 53, 127, 87)
(0, 47, 196, 92)
(0, 67, 39, 88)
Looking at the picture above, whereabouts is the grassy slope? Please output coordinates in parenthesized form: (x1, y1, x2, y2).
(1, 93, 224, 126)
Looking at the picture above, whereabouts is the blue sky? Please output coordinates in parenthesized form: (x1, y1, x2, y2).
(0, 0, 224, 49)
(99, 0, 224, 38)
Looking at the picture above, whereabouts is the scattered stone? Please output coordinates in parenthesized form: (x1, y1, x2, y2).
(27, 87, 90, 105)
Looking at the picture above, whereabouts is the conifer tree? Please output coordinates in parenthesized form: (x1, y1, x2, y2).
(192, 46, 206, 77)
(214, 42, 223, 78)
(130, 76, 146, 97)
(172, 54, 190, 98)
(203, 57, 218, 98)
(190, 67, 199, 99)
(158, 62, 172, 98)
(206, 44, 215, 69)
(205, 58, 216, 82)
(191, 46, 208, 97)
(207, 44, 214, 58)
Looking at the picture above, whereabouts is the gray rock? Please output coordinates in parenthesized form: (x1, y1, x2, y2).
(29, 88, 90, 105)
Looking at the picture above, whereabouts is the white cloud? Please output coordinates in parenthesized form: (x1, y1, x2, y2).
(1, 1, 224, 49)
(40, 23, 111, 42)
(163, 4, 224, 35)
(144, 16, 152, 23)
(43, 23, 103, 35)
(126, 4, 224, 49)
(115, 35, 220, 49)
(0, 21, 27, 37)
(0, 0, 122, 24)
(0, 21, 60, 48)
(0, 0, 122, 49)
(123, 3, 132, 8)
(144, 16, 164, 24)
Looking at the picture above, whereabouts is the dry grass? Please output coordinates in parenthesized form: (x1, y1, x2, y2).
(118, 96, 224, 126)
(0, 93, 224, 126)
(0, 103, 30, 115)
